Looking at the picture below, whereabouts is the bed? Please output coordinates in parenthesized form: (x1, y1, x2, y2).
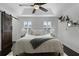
(12, 33, 64, 56)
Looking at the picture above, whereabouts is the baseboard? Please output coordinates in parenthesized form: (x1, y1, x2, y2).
(64, 45, 79, 56)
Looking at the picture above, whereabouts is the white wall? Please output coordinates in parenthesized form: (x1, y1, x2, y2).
(0, 12, 1, 51)
(12, 18, 22, 41)
(0, 4, 18, 17)
(58, 5, 79, 53)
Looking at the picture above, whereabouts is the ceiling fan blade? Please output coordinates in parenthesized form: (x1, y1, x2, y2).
(32, 9, 36, 14)
(59, 16, 63, 20)
(34, 3, 46, 5)
(34, 3, 43, 5)
(39, 7, 48, 12)
(19, 4, 24, 6)
(30, 5, 34, 6)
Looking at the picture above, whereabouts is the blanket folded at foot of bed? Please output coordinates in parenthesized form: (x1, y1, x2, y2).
(30, 38, 53, 49)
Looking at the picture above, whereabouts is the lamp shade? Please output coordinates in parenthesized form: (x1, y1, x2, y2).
(28, 21, 32, 25)
(28, 21, 32, 28)
(24, 21, 27, 28)
(48, 21, 51, 28)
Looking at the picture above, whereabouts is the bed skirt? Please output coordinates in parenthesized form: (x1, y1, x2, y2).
(16, 52, 61, 56)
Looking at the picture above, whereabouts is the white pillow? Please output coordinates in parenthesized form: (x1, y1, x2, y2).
(25, 32, 54, 39)
(36, 33, 53, 38)
(25, 33, 35, 37)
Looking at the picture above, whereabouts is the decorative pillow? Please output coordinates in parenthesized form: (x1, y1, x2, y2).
(31, 30, 43, 36)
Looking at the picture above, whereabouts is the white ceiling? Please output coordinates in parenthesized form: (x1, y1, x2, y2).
(0, 3, 79, 17)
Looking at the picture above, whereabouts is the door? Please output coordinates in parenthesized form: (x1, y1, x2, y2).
(1, 12, 12, 55)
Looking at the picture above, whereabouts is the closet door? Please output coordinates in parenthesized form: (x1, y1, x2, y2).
(1, 12, 12, 55)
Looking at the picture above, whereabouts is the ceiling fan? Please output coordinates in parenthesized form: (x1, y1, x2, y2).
(19, 3, 48, 14)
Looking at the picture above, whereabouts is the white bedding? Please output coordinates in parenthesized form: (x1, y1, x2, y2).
(12, 34, 64, 56)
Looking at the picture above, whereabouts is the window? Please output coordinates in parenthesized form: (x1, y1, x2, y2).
(24, 21, 32, 28)
(43, 21, 51, 28)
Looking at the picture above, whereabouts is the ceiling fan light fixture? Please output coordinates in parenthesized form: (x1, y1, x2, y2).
(33, 5, 39, 9)
(67, 22, 72, 27)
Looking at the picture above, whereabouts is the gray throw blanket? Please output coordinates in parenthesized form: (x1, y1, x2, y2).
(30, 38, 53, 49)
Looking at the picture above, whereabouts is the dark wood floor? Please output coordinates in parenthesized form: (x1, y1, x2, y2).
(63, 45, 79, 56)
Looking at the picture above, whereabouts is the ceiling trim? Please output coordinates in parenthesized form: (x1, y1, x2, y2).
(17, 15, 58, 17)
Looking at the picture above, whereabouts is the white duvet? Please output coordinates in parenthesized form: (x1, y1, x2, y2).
(12, 34, 64, 56)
